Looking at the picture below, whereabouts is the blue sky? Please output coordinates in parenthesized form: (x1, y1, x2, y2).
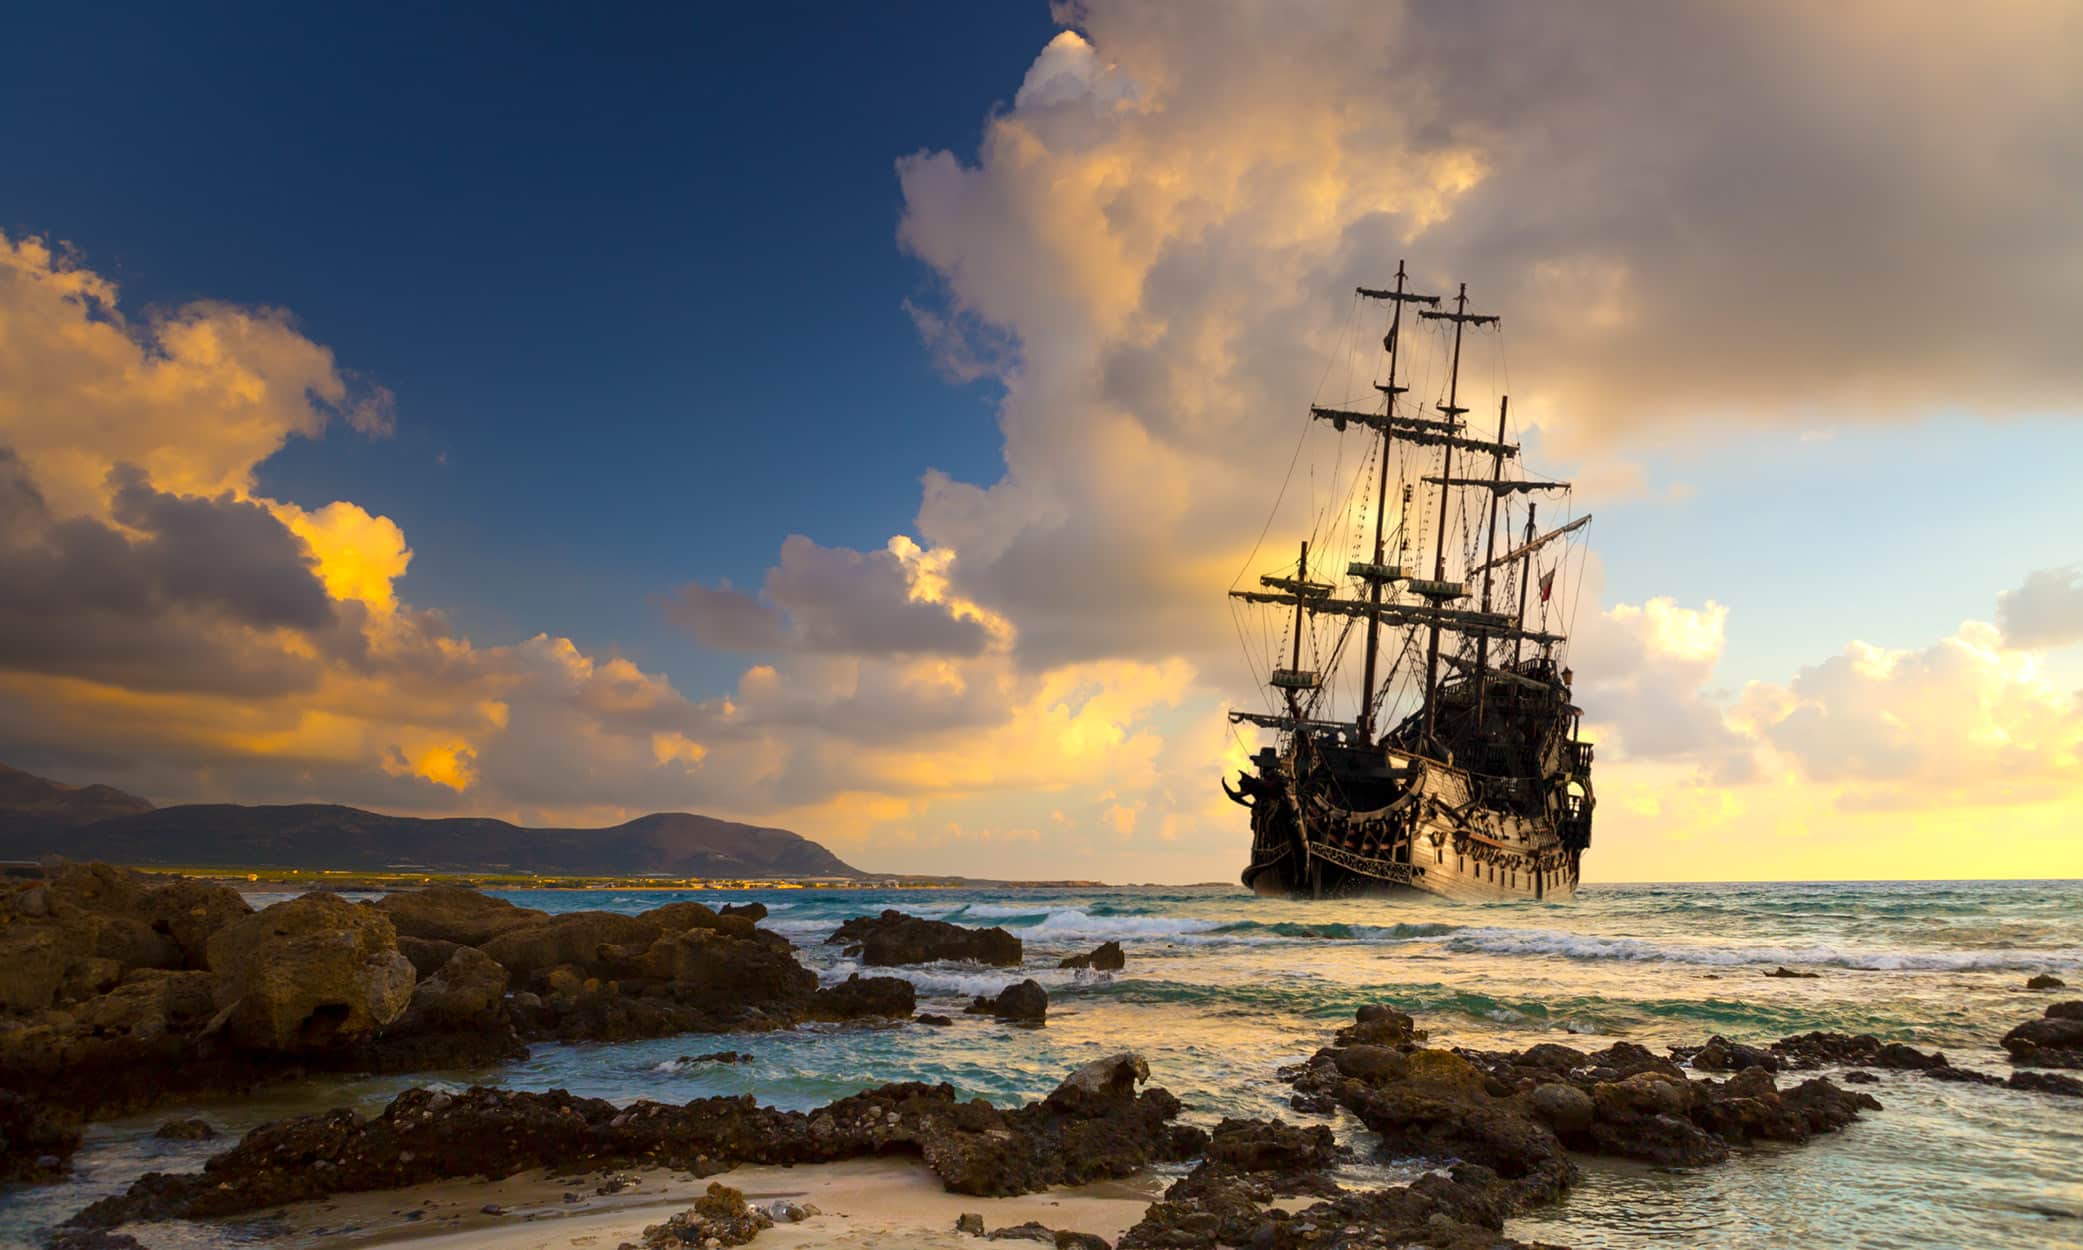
(3, 3, 1051, 693)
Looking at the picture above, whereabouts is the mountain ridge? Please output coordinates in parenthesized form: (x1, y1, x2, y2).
(0, 764, 862, 878)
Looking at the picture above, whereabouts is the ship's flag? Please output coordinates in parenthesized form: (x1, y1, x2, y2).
(1539, 568, 1555, 602)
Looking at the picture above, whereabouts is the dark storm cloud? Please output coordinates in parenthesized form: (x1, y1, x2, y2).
(0, 451, 338, 696)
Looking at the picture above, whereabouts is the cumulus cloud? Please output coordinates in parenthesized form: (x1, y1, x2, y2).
(1571, 594, 1756, 783)
(666, 535, 997, 657)
(1996, 566, 2083, 651)
(1738, 621, 2083, 808)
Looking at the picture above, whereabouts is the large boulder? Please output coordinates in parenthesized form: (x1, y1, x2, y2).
(375, 886, 547, 947)
(397, 946, 509, 1032)
(205, 894, 416, 1054)
(480, 912, 664, 981)
(811, 973, 917, 1019)
(641, 900, 721, 933)
(630, 928, 816, 1002)
(827, 910, 1022, 967)
(966, 979, 1048, 1025)
(134, 878, 252, 968)
(2002, 1003, 2083, 1068)
(1047, 1053, 1149, 1116)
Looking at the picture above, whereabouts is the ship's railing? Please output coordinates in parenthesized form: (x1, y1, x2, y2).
(1567, 740, 1594, 772)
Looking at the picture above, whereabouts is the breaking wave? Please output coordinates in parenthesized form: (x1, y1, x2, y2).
(1441, 926, 2083, 971)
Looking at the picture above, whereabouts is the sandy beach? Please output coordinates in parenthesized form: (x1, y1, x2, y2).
(113, 1157, 1164, 1250)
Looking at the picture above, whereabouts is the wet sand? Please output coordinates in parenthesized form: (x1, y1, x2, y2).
(116, 1156, 1165, 1249)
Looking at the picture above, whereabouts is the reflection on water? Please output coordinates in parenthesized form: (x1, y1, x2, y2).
(4, 880, 2080, 1247)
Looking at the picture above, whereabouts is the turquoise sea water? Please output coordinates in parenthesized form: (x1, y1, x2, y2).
(6, 880, 2081, 1248)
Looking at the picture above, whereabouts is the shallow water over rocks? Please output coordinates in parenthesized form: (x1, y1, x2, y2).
(5, 878, 2080, 1247)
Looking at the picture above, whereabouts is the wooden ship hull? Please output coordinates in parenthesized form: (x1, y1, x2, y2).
(1233, 742, 1587, 902)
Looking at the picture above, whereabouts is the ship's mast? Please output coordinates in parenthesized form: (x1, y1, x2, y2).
(1287, 540, 1308, 723)
(1354, 262, 1438, 741)
(1512, 503, 1537, 670)
(1474, 394, 1509, 725)
(1416, 284, 1498, 745)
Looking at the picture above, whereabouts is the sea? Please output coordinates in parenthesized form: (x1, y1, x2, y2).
(5, 879, 2081, 1249)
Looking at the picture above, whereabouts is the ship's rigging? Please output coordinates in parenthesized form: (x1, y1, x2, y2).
(1225, 262, 1597, 900)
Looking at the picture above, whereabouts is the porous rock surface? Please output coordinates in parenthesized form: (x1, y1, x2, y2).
(826, 909, 1022, 967)
(67, 1051, 1201, 1228)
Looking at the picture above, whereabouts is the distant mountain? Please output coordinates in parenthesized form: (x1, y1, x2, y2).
(0, 762, 155, 832)
(0, 764, 862, 878)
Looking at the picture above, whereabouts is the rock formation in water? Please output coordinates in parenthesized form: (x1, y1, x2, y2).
(966, 978, 1048, 1025)
(2002, 1000, 2083, 1069)
(1059, 940, 1125, 971)
(826, 909, 1023, 966)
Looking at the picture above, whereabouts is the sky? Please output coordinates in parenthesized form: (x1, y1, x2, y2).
(2, 1, 2080, 883)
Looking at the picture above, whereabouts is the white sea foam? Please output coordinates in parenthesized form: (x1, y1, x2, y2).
(956, 902, 1057, 920)
(815, 958, 1080, 1000)
(1024, 909, 1228, 941)
(1443, 926, 2083, 971)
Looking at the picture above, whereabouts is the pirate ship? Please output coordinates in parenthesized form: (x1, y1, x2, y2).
(1224, 264, 1594, 901)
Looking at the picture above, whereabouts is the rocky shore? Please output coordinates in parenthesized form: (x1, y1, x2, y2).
(48, 1005, 1903, 1249)
(9, 877, 2079, 1249)
(0, 866, 936, 1179)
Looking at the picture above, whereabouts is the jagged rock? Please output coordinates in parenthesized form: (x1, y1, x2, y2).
(1059, 941, 1124, 972)
(374, 886, 547, 947)
(633, 1182, 774, 1247)
(966, 979, 1047, 1025)
(1201, 1116, 1337, 1174)
(957, 1212, 986, 1235)
(395, 945, 509, 1032)
(2027, 973, 2067, 990)
(917, 1013, 954, 1026)
(1767, 1031, 1949, 1071)
(132, 877, 251, 968)
(1049, 1053, 1149, 1115)
(204, 894, 416, 1054)
(153, 1118, 215, 1140)
(1684, 1035, 1779, 1073)
(2001, 1003, 2083, 1068)
(1337, 1004, 1422, 1047)
(811, 972, 917, 1020)
(71, 1061, 1201, 1226)
(479, 912, 663, 980)
(827, 910, 1022, 967)
(719, 902, 768, 922)
(1764, 966, 1819, 979)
